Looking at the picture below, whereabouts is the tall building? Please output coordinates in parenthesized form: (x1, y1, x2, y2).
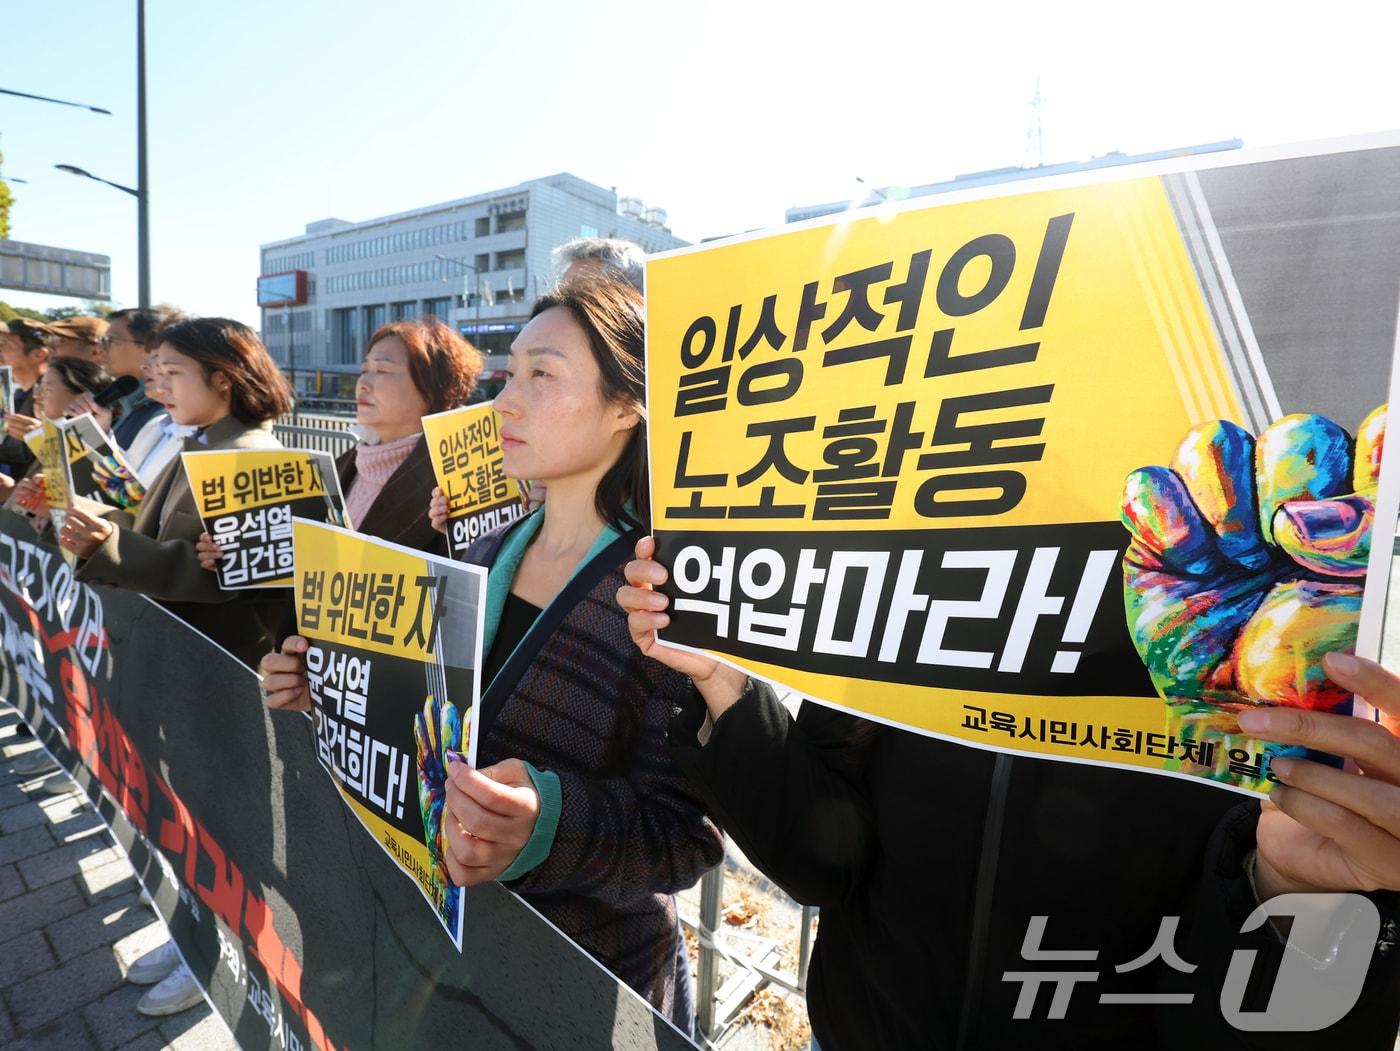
(784, 140, 1244, 224)
(257, 173, 685, 393)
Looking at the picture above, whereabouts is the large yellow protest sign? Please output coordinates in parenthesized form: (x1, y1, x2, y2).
(421, 401, 527, 559)
(293, 518, 486, 950)
(182, 448, 346, 589)
(647, 142, 1400, 796)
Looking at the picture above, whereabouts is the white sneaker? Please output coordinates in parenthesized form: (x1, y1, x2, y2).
(136, 963, 203, 1016)
(9, 750, 59, 777)
(126, 939, 182, 985)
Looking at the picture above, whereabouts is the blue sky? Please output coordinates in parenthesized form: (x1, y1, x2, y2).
(2, 0, 1397, 326)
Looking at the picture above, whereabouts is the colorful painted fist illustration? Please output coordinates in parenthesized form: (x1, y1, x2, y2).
(1122, 407, 1384, 712)
(414, 694, 463, 894)
(90, 454, 146, 510)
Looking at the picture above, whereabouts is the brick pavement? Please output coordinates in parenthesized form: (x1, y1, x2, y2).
(0, 704, 236, 1051)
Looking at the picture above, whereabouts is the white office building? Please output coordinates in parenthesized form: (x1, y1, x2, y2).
(258, 172, 685, 393)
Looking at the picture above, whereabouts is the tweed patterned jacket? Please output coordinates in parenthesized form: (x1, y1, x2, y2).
(465, 520, 724, 1031)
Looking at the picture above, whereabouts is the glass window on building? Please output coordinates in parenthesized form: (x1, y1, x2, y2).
(497, 212, 526, 234)
(333, 307, 358, 364)
(423, 297, 452, 321)
(474, 253, 489, 274)
(474, 217, 490, 237)
(497, 248, 525, 271)
(364, 303, 387, 345)
(470, 331, 515, 358)
(391, 301, 416, 321)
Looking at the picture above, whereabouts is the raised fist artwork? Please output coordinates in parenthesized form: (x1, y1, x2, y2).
(1121, 407, 1384, 713)
(90, 453, 146, 510)
(414, 693, 464, 928)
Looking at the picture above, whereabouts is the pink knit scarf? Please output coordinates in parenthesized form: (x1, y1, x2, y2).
(345, 432, 419, 527)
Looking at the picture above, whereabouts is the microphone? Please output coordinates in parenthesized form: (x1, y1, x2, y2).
(93, 375, 141, 408)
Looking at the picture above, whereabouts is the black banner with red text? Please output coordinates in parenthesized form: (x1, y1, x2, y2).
(0, 508, 693, 1051)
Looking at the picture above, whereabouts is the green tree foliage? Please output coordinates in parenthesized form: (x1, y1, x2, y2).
(0, 301, 47, 323)
(0, 148, 12, 240)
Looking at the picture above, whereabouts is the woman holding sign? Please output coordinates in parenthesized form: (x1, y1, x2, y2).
(54, 317, 294, 669)
(4, 357, 118, 517)
(259, 279, 723, 1032)
(339, 318, 481, 550)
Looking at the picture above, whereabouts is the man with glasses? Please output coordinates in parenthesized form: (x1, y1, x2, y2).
(66, 308, 174, 452)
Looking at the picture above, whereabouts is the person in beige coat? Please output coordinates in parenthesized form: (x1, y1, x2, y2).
(57, 317, 294, 671)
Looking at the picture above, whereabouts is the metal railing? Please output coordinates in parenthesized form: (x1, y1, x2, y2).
(686, 857, 816, 1045)
(273, 420, 356, 456)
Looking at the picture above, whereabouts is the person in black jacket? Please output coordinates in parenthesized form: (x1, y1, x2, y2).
(619, 536, 1400, 1050)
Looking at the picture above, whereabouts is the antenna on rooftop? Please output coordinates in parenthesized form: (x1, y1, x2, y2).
(1023, 77, 1044, 169)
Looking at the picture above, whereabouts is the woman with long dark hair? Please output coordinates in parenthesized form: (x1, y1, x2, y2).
(257, 280, 722, 1031)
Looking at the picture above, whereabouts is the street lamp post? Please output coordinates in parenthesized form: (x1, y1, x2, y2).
(54, 160, 149, 310)
(54, 165, 137, 197)
(0, 88, 111, 115)
(136, 0, 149, 309)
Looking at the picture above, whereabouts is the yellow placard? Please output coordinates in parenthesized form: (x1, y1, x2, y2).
(293, 517, 446, 664)
(646, 168, 1394, 796)
(421, 401, 526, 556)
(182, 448, 327, 519)
(649, 178, 1237, 535)
(292, 517, 485, 950)
(32, 420, 72, 510)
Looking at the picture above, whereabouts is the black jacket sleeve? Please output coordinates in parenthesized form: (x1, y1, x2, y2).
(1158, 802, 1400, 1049)
(0, 434, 35, 475)
(667, 677, 878, 907)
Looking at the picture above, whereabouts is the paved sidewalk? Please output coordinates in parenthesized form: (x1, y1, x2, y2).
(0, 704, 236, 1051)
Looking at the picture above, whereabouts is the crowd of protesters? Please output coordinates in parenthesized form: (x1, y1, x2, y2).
(4, 233, 1400, 1047)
